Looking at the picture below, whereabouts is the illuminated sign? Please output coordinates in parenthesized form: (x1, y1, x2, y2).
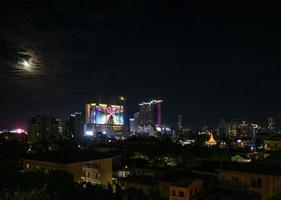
(85, 130, 93, 136)
(89, 103, 124, 125)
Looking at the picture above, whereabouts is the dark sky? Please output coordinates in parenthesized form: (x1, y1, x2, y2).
(0, 0, 280, 129)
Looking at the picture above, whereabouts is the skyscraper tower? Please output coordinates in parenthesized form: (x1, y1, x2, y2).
(139, 100, 162, 126)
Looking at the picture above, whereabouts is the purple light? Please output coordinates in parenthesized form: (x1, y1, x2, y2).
(157, 102, 161, 125)
(10, 128, 27, 135)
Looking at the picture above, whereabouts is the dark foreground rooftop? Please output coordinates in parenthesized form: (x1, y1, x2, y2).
(217, 162, 281, 176)
(171, 177, 200, 187)
(119, 175, 158, 185)
(23, 150, 112, 164)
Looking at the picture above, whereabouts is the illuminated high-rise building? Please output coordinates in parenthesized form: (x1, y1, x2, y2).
(85, 103, 125, 137)
(129, 118, 137, 133)
(138, 100, 162, 126)
(129, 112, 140, 133)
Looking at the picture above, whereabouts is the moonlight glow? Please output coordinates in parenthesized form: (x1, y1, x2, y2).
(17, 50, 41, 74)
(17, 58, 34, 72)
(22, 60, 32, 70)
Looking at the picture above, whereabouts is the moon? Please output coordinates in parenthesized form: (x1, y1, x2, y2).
(20, 59, 33, 72)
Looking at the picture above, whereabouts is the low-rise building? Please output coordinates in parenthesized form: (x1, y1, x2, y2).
(118, 175, 158, 198)
(231, 154, 251, 163)
(22, 151, 112, 186)
(264, 137, 281, 151)
(217, 163, 281, 200)
(169, 178, 204, 200)
(159, 170, 211, 200)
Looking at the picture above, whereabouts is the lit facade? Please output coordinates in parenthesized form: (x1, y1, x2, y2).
(139, 100, 162, 126)
(23, 157, 112, 186)
(169, 178, 204, 200)
(85, 103, 125, 136)
(264, 138, 281, 151)
(217, 167, 281, 200)
(129, 118, 138, 133)
(217, 119, 260, 139)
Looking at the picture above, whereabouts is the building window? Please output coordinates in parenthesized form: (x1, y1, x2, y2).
(179, 191, 184, 197)
(26, 163, 30, 169)
(172, 190, 175, 196)
(251, 177, 262, 188)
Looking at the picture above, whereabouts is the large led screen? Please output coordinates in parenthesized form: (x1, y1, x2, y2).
(90, 104, 124, 125)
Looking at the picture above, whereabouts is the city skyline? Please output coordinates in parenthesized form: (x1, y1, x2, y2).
(0, 0, 280, 129)
(1, 1, 281, 200)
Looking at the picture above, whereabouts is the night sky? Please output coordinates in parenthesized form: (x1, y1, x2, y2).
(0, 0, 280, 129)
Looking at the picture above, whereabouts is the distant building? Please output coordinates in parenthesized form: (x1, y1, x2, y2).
(217, 119, 227, 138)
(138, 100, 162, 126)
(22, 151, 112, 186)
(27, 115, 58, 144)
(130, 100, 163, 135)
(264, 136, 281, 151)
(69, 112, 84, 142)
(57, 118, 73, 140)
(268, 117, 275, 132)
(130, 112, 141, 134)
(0, 129, 27, 142)
(169, 178, 204, 200)
(129, 118, 138, 133)
(177, 114, 183, 133)
(217, 119, 261, 139)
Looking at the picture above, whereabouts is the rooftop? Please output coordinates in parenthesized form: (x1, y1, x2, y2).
(23, 150, 112, 164)
(171, 177, 198, 187)
(265, 135, 281, 141)
(160, 170, 193, 183)
(217, 162, 281, 176)
(119, 175, 157, 185)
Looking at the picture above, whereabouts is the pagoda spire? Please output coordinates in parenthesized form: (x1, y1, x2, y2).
(206, 132, 217, 146)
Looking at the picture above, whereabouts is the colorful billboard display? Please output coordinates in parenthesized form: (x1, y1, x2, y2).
(89, 104, 124, 125)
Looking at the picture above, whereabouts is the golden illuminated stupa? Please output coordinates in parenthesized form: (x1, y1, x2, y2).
(206, 132, 217, 146)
